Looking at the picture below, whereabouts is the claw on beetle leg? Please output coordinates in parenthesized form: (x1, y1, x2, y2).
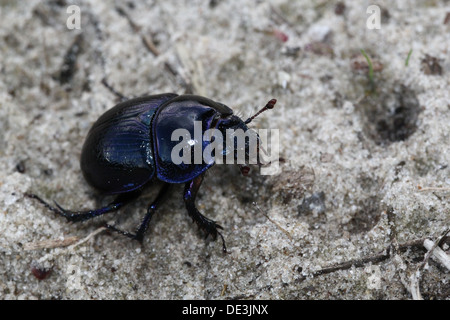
(104, 223, 142, 242)
(201, 224, 227, 254)
(216, 230, 227, 254)
(184, 173, 228, 254)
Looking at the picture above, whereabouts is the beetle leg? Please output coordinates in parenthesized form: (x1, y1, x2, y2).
(105, 183, 171, 243)
(183, 173, 227, 253)
(26, 191, 140, 222)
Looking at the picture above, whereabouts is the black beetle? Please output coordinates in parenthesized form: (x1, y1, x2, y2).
(28, 94, 276, 252)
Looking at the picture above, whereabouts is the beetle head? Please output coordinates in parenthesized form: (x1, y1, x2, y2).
(216, 99, 277, 176)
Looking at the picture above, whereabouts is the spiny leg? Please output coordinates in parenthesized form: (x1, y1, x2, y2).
(25, 191, 141, 222)
(106, 183, 171, 242)
(183, 173, 227, 253)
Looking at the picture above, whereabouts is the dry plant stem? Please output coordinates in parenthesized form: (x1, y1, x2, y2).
(23, 236, 80, 251)
(22, 227, 107, 251)
(418, 187, 450, 192)
(115, 6, 160, 57)
(301, 236, 450, 281)
(221, 284, 228, 297)
(409, 270, 422, 300)
(420, 229, 450, 268)
(409, 228, 450, 300)
(115, 6, 193, 93)
(269, 5, 295, 30)
(69, 227, 107, 250)
(423, 239, 450, 270)
(253, 202, 293, 241)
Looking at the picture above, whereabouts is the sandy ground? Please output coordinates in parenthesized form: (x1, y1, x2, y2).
(0, 0, 449, 299)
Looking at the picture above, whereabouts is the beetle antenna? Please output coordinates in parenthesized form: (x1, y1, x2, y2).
(244, 98, 277, 124)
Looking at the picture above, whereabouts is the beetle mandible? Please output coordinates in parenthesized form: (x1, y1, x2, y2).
(28, 93, 277, 253)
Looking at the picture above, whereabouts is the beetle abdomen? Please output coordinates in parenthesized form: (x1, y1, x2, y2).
(81, 94, 177, 193)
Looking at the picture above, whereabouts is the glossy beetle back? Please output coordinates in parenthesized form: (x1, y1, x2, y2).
(81, 93, 177, 193)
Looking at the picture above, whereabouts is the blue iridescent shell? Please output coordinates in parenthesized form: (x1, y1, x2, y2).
(80, 94, 233, 193)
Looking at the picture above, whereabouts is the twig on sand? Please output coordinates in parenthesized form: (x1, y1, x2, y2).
(23, 227, 106, 251)
(418, 186, 450, 192)
(409, 228, 450, 300)
(300, 235, 450, 282)
(253, 202, 293, 241)
(423, 238, 450, 271)
(115, 6, 194, 94)
(23, 236, 80, 251)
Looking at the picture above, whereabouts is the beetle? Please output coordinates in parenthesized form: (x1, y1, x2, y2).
(27, 93, 276, 253)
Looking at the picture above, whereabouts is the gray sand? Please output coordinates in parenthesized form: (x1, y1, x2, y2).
(0, 0, 449, 299)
